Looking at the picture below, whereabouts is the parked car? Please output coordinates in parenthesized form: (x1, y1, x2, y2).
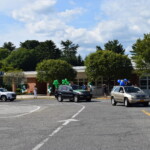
(55, 85, 92, 102)
(111, 86, 150, 107)
(0, 88, 16, 101)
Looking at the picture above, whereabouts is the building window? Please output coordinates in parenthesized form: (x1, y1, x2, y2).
(139, 76, 150, 89)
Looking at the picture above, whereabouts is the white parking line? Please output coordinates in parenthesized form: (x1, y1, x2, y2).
(32, 104, 85, 150)
(0, 105, 41, 118)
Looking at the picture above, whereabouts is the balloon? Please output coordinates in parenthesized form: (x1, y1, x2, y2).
(53, 80, 59, 88)
(117, 80, 121, 83)
(124, 79, 128, 82)
(120, 80, 125, 86)
(62, 79, 70, 85)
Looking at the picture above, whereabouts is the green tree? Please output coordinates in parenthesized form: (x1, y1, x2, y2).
(2, 42, 16, 51)
(35, 40, 61, 62)
(85, 50, 133, 85)
(36, 59, 77, 84)
(77, 55, 84, 66)
(0, 48, 10, 60)
(131, 33, 150, 75)
(104, 40, 125, 54)
(3, 48, 37, 71)
(3, 70, 26, 91)
(61, 40, 80, 66)
(20, 40, 40, 49)
(96, 46, 103, 51)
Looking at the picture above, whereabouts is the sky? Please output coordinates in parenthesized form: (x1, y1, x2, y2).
(0, 0, 150, 58)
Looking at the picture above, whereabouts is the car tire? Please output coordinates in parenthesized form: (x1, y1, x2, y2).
(86, 98, 91, 102)
(57, 95, 63, 102)
(1, 96, 7, 101)
(10, 99, 15, 101)
(111, 97, 117, 106)
(124, 98, 130, 107)
(74, 95, 79, 103)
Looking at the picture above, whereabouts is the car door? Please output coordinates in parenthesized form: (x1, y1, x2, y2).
(112, 87, 120, 101)
(117, 87, 125, 102)
(61, 86, 73, 99)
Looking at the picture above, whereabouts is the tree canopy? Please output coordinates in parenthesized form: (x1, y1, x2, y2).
(131, 33, 150, 75)
(3, 48, 37, 71)
(61, 40, 83, 66)
(35, 40, 61, 62)
(0, 48, 10, 60)
(2, 42, 16, 51)
(3, 70, 26, 87)
(20, 40, 40, 49)
(36, 59, 77, 84)
(85, 50, 133, 84)
(104, 40, 125, 54)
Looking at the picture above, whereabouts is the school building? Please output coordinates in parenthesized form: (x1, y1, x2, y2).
(22, 66, 150, 96)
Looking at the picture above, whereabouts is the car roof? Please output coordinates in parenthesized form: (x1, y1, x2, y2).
(113, 86, 137, 88)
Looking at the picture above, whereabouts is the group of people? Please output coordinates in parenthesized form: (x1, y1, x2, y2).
(102, 80, 133, 97)
(33, 80, 133, 98)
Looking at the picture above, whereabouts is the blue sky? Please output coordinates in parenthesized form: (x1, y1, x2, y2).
(0, 0, 150, 58)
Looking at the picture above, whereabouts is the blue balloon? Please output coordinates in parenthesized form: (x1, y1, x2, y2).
(117, 80, 121, 83)
(120, 80, 125, 86)
(124, 79, 128, 82)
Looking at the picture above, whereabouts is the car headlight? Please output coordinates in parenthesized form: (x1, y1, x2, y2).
(79, 92, 84, 95)
(145, 95, 149, 99)
(131, 96, 136, 99)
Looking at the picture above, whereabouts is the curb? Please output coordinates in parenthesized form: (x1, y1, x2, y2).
(16, 95, 55, 100)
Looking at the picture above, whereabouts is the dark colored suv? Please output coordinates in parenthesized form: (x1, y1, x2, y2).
(55, 85, 92, 102)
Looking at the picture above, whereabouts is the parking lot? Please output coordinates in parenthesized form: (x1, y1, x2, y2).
(1, 98, 150, 150)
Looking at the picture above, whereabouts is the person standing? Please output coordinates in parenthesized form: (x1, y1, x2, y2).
(33, 85, 38, 98)
(103, 84, 107, 98)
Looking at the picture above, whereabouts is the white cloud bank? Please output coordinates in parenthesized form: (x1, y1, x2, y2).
(1, 0, 150, 58)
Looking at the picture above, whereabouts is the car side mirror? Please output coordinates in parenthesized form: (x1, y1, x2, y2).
(120, 90, 124, 93)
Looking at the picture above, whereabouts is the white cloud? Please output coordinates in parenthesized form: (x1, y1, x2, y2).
(1, 0, 150, 57)
(12, 0, 56, 22)
(59, 8, 84, 18)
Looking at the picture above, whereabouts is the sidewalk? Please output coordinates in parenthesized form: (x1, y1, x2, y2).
(16, 95, 110, 100)
(16, 95, 55, 100)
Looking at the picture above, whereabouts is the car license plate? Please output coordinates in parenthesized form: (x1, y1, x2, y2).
(140, 100, 144, 102)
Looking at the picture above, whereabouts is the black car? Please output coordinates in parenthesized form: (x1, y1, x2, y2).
(55, 85, 92, 102)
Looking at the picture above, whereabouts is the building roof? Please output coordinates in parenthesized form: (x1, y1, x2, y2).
(24, 66, 86, 77)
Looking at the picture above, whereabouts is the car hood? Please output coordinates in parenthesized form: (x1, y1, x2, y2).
(2, 91, 16, 94)
(73, 89, 88, 94)
(127, 92, 146, 96)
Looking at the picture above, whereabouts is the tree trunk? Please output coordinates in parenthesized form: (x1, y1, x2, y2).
(12, 82, 16, 92)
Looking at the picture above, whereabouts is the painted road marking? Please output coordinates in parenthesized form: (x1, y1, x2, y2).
(142, 110, 150, 116)
(32, 104, 85, 150)
(59, 118, 79, 126)
(0, 105, 40, 118)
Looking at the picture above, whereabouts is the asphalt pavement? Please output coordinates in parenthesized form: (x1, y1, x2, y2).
(0, 97, 150, 150)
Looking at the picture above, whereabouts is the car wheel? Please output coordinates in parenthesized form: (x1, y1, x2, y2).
(10, 99, 15, 101)
(86, 98, 91, 102)
(111, 97, 117, 106)
(57, 95, 63, 102)
(74, 95, 79, 103)
(1, 96, 7, 101)
(124, 98, 130, 107)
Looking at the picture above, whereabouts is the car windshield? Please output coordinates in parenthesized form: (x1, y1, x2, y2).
(124, 87, 141, 93)
(0, 88, 7, 92)
(72, 85, 82, 90)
